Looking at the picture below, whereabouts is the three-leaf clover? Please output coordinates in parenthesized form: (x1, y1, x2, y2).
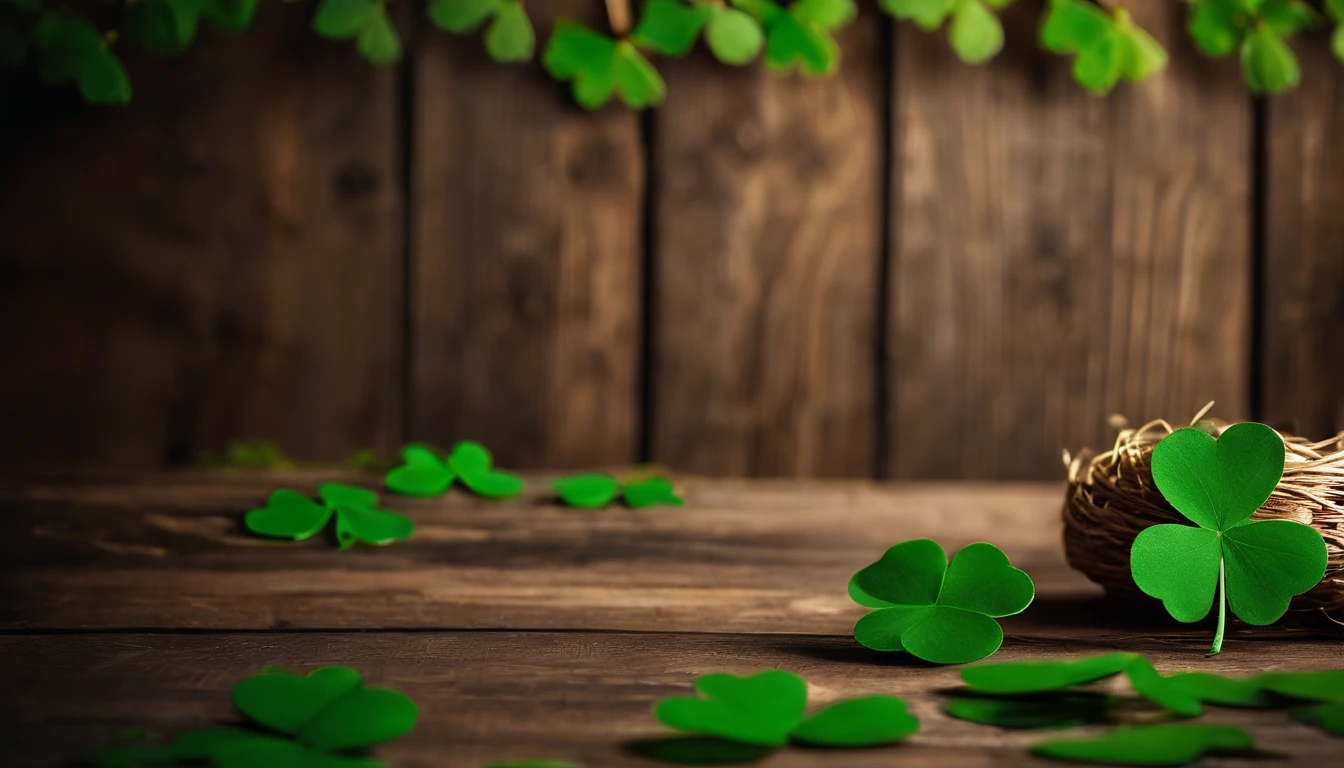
(733, 0, 856, 75)
(879, 0, 1012, 64)
(850, 539, 1034, 664)
(1041, 0, 1167, 93)
(960, 653, 1203, 716)
(384, 441, 525, 499)
(428, 0, 535, 62)
(552, 474, 685, 509)
(246, 483, 414, 549)
(543, 19, 666, 109)
(631, 0, 765, 65)
(655, 670, 919, 749)
(313, 0, 403, 64)
(1131, 421, 1328, 655)
(32, 13, 132, 104)
(1031, 724, 1256, 765)
(1188, 0, 1318, 93)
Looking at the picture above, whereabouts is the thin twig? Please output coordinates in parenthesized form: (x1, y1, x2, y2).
(604, 0, 633, 36)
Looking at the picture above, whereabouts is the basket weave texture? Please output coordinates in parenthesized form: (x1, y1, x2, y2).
(1062, 414, 1344, 619)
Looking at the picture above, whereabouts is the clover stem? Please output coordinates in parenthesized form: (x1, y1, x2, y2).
(604, 0, 633, 35)
(1209, 557, 1227, 656)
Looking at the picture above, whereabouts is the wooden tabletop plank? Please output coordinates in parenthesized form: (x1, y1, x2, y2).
(0, 473, 1091, 632)
(3, 631, 1342, 768)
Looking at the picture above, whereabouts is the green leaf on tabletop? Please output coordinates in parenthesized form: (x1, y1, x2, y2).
(427, 0, 499, 33)
(961, 653, 1140, 694)
(949, 0, 1001, 63)
(945, 692, 1112, 729)
(248, 484, 411, 548)
(1292, 702, 1344, 735)
(357, 6, 402, 64)
(319, 482, 380, 510)
(705, 7, 764, 64)
(1165, 672, 1277, 708)
(788, 695, 918, 747)
(1031, 724, 1255, 765)
(313, 0, 376, 39)
(632, 0, 711, 57)
(485, 0, 534, 62)
(655, 670, 807, 746)
(201, 0, 261, 32)
(385, 444, 456, 497)
(335, 502, 415, 548)
(1255, 670, 1344, 703)
(246, 489, 335, 540)
(851, 539, 1034, 664)
(449, 441, 526, 497)
(623, 477, 684, 508)
(1124, 657, 1202, 717)
(1188, 0, 1241, 56)
(232, 666, 418, 750)
(1241, 27, 1299, 93)
(79, 47, 132, 104)
(123, 0, 202, 54)
(847, 572, 894, 608)
(1259, 0, 1319, 35)
(553, 474, 622, 509)
(1131, 422, 1326, 655)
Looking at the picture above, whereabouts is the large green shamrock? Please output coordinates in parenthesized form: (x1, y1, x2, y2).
(733, 0, 856, 76)
(630, 0, 765, 65)
(879, 0, 1012, 64)
(543, 20, 665, 110)
(1131, 422, 1327, 655)
(384, 441, 525, 499)
(654, 670, 919, 750)
(1188, 0, 1318, 93)
(1040, 0, 1167, 93)
(246, 484, 414, 550)
(850, 539, 1034, 664)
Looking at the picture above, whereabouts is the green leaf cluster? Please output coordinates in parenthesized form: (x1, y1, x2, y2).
(1132, 421, 1327, 655)
(122, 0, 260, 55)
(735, 0, 857, 75)
(543, 19, 666, 110)
(384, 441, 525, 498)
(849, 539, 1034, 664)
(246, 483, 415, 549)
(958, 653, 1204, 718)
(653, 669, 919, 754)
(313, 0, 402, 64)
(880, 0, 1011, 64)
(552, 474, 684, 509)
(29, 13, 130, 104)
(428, 0, 535, 63)
(1188, 0, 1319, 93)
(92, 666, 417, 768)
(1041, 0, 1167, 93)
(631, 0, 764, 65)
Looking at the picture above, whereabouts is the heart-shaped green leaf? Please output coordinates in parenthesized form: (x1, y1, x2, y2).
(1125, 657, 1202, 717)
(232, 666, 417, 752)
(357, 6, 402, 65)
(788, 695, 918, 747)
(962, 653, 1139, 694)
(485, 0, 534, 62)
(623, 478, 684, 508)
(319, 483, 380, 511)
(313, 0, 376, 39)
(1031, 724, 1255, 765)
(945, 692, 1112, 730)
(655, 670, 807, 746)
(459, 469, 525, 498)
(448, 441, 494, 474)
(297, 686, 419, 751)
(1150, 423, 1284, 531)
(1256, 670, 1344, 703)
(705, 7, 764, 64)
(553, 474, 622, 509)
(246, 489, 334, 541)
(1165, 672, 1277, 708)
(632, 0, 711, 56)
(852, 540, 1034, 664)
(385, 445, 456, 497)
(334, 504, 415, 547)
(428, 0, 499, 33)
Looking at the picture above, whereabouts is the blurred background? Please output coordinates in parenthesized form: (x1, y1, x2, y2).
(0, 0, 1340, 480)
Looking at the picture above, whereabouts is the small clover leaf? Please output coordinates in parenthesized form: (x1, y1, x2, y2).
(623, 477, 684, 508)
(632, 0, 713, 56)
(385, 444, 456, 497)
(1132, 422, 1328, 654)
(851, 539, 1034, 664)
(656, 670, 808, 746)
(123, 0, 202, 55)
(485, 0, 535, 62)
(553, 474, 623, 509)
(449, 441, 526, 498)
(945, 692, 1113, 730)
(246, 489, 335, 540)
(880, 0, 1007, 64)
(1031, 724, 1256, 765)
(961, 653, 1201, 716)
(1165, 672, 1277, 708)
(313, 0, 402, 64)
(788, 695, 919, 747)
(1186, 0, 1316, 93)
(1041, 0, 1167, 93)
(544, 20, 667, 109)
(246, 484, 413, 549)
(1256, 670, 1344, 703)
(427, 0, 499, 32)
(705, 6, 765, 64)
(385, 441, 524, 499)
(734, 0, 853, 75)
(233, 666, 418, 751)
(32, 13, 133, 104)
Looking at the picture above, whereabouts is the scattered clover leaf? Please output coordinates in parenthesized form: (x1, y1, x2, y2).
(879, 0, 1011, 64)
(733, 0, 855, 76)
(945, 692, 1113, 730)
(622, 477, 685, 508)
(553, 474, 623, 509)
(32, 13, 132, 104)
(1132, 422, 1328, 654)
(632, 0, 765, 65)
(654, 670, 919, 751)
(232, 666, 418, 750)
(961, 654, 1201, 716)
(428, 0, 535, 62)
(1123, 657, 1202, 717)
(850, 539, 1034, 664)
(384, 441, 524, 499)
(123, 0, 201, 55)
(1041, 0, 1166, 93)
(385, 444, 456, 497)
(1164, 672, 1277, 708)
(450, 441, 526, 497)
(1031, 724, 1255, 766)
(544, 20, 666, 109)
(705, 4, 766, 64)
(312, 0, 403, 65)
(1292, 702, 1344, 735)
(246, 484, 414, 549)
(1187, 0, 1317, 93)
(1255, 669, 1344, 703)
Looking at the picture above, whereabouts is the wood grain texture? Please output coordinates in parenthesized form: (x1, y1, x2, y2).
(0, 7, 402, 469)
(887, 1, 1252, 480)
(0, 472, 1082, 632)
(1262, 39, 1344, 439)
(3, 631, 1343, 768)
(411, 2, 643, 471)
(649, 10, 884, 478)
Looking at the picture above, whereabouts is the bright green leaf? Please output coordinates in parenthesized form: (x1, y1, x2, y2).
(1041, 0, 1112, 54)
(631, 0, 711, 57)
(485, 0, 534, 62)
(1031, 724, 1255, 766)
(655, 670, 807, 747)
(880, 0, 956, 32)
(945, 692, 1112, 729)
(385, 445, 456, 497)
(762, 6, 840, 75)
(613, 40, 665, 108)
(1165, 672, 1278, 708)
(705, 7, 764, 64)
(427, 0, 499, 33)
(313, 0, 376, 39)
(962, 653, 1140, 694)
(1188, 0, 1242, 57)
(318, 482, 380, 510)
(334, 503, 414, 547)
(948, 0, 1003, 64)
(232, 666, 418, 751)
(246, 489, 334, 541)
(1333, 24, 1344, 63)
(543, 19, 616, 81)
(622, 477, 684, 508)
(553, 474, 622, 509)
(788, 695, 919, 747)
(1258, 0, 1319, 35)
(790, 0, 857, 32)
(1116, 23, 1168, 83)
(448, 440, 495, 474)
(1256, 670, 1344, 703)
(1125, 657, 1203, 717)
(1241, 27, 1300, 93)
(1072, 32, 1123, 93)
(357, 5, 402, 64)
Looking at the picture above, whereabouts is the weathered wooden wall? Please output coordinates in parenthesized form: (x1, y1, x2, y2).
(1, 2, 1340, 479)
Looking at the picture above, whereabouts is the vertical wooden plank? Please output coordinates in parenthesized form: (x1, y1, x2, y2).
(1263, 41, 1344, 439)
(888, 1, 1251, 480)
(412, 2, 643, 470)
(0, 7, 401, 468)
(650, 10, 885, 478)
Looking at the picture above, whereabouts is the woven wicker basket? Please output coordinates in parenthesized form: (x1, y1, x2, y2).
(1062, 408, 1344, 622)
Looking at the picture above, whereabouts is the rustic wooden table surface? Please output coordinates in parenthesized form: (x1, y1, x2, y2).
(1, 471, 1341, 767)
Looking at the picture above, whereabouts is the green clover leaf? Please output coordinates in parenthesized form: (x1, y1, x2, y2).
(1256, 670, 1344, 703)
(246, 489, 335, 540)
(734, 0, 853, 75)
(850, 539, 1034, 664)
(449, 441, 526, 498)
(788, 695, 919, 747)
(1187, 0, 1315, 93)
(961, 653, 1202, 716)
(313, 0, 401, 64)
(200, 0, 261, 33)
(123, 0, 202, 55)
(1132, 422, 1328, 654)
(623, 477, 685, 508)
(385, 444, 456, 497)
(656, 670, 808, 746)
(1041, 0, 1166, 93)
(880, 0, 1007, 64)
(553, 474, 623, 509)
(705, 6, 765, 64)
(1031, 724, 1256, 765)
(1329, 0, 1344, 63)
(1241, 26, 1299, 94)
(1164, 672, 1277, 707)
(485, 0, 535, 62)
(427, 0, 499, 32)
(246, 484, 413, 549)
(1293, 702, 1344, 735)
(543, 20, 667, 110)
(32, 13, 133, 104)
(384, 441, 524, 499)
(232, 666, 418, 750)
(945, 692, 1112, 730)
(632, 0, 713, 56)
